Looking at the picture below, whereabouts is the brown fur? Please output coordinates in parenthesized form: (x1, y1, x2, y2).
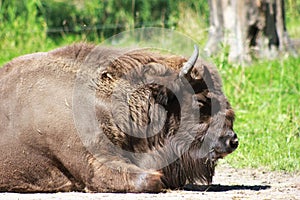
(0, 43, 237, 192)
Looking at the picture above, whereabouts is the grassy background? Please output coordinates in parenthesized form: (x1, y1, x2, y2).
(0, 0, 299, 172)
(220, 57, 300, 171)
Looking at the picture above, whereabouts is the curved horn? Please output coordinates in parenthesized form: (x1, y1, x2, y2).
(179, 44, 199, 78)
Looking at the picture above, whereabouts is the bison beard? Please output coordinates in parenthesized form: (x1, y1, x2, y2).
(0, 43, 238, 193)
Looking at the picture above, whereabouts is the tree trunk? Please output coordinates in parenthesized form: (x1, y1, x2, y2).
(204, 0, 224, 56)
(204, 0, 297, 64)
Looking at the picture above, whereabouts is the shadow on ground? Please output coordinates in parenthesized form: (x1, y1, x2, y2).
(183, 184, 271, 192)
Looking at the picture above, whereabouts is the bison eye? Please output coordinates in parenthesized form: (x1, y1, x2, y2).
(192, 92, 221, 117)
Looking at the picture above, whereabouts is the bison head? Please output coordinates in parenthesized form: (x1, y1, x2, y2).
(158, 45, 239, 186)
(179, 45, 239, 161)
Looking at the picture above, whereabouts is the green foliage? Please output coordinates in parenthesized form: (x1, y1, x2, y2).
(0, 0, 210, 65)
(39, 0, 208, 40)
(0, 0, 50, 63)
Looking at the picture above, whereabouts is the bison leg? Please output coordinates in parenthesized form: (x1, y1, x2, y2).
(86, 156, 163, 193)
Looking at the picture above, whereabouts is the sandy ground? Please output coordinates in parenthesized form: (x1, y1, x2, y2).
(1, 163, 299, 200)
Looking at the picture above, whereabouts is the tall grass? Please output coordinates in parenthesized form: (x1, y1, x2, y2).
(0, 0, 52, 64)
(218, 57, 300, 171)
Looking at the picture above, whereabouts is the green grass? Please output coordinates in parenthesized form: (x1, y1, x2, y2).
(219, 57, 300, 172)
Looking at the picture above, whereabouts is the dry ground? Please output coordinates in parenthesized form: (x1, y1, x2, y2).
(1, 163, 299, 200)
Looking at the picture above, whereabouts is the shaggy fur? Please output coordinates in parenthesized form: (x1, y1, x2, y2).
(0, 43, 237, 192)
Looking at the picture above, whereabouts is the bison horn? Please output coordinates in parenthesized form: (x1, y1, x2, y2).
(179, 44, 199, 79)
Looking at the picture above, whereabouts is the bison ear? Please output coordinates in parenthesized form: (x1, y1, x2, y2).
(202, 65, 215, 91)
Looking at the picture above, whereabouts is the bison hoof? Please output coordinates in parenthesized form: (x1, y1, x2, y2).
(134, 171, 163, 193)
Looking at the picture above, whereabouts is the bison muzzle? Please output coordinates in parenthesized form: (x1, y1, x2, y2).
(0, 43, 238, 192)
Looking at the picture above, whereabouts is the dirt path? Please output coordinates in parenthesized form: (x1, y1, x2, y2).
(1, 163, 299, 200)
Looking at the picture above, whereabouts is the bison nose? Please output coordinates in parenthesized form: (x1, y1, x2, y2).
(229, 137, 239, 150)
(226, 131, 238, 150)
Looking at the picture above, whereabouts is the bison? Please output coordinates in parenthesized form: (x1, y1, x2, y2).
(0, 43, 238, 192)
